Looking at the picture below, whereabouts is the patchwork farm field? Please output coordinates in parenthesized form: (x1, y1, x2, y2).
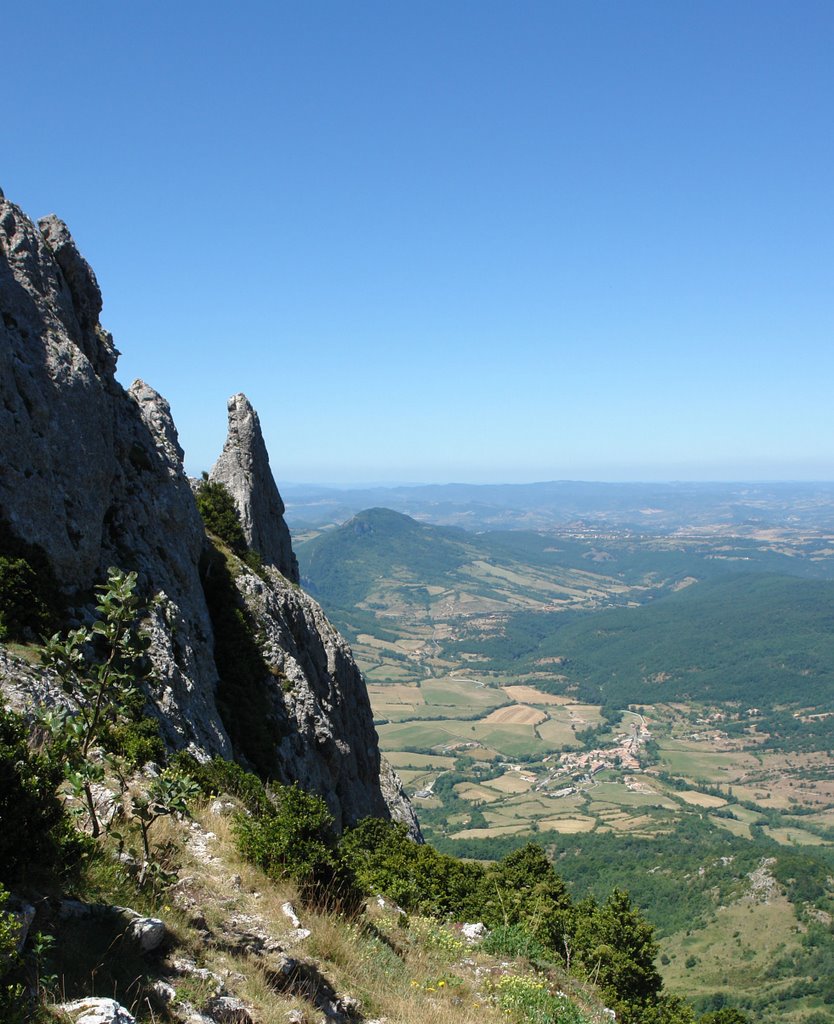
(370, 673, 834, 862)
(369, 673, 834, 1018)
(298, 512, 834, 1020)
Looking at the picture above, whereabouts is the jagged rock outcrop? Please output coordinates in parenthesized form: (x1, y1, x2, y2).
(0, 194, 228, 755)
(210, 393, 298, 582)
(0, 192, 417, 833)
(231, 563, 421, 832)
(379, 756, 423, 841)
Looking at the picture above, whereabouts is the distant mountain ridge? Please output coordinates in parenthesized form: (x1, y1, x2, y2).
(297, 507, 834, 716)
(285, 479, 834, 532)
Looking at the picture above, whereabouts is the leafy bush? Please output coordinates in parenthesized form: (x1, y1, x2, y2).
(40, 568, 154, 836)
(479, 843, 575, 954)
(129, 769, 199, 888)
(573, 888, 662, 1019)
(233, 782, 360, 911)
(0, 705, 88, 887)
(0, 517, 63, 643)
(0, 886, 28, 1024)
(195, 477, 248, 555)
(170, 752, 273, 816)
(340, 817, 484, 918)
(100, 685, 165, 768)
(482, 923, 549, 962)
(699, 1011, 752, 1024)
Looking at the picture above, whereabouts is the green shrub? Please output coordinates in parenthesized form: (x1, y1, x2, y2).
(100, 686, 164, 768)
(0, 518, 63, 643)
(0, 557, 43, 641)
(0, 886, 28, 1024)
(0, 705, 89, 887)
(482, 923, 549, 962)
(233, 782, 360, 911)
(573, 889, 662, 1018)
(40, 568, 154, 837)
(339, 817, 484, 918)
(699, 1011, 751, 1024)
(171, 753, 272, 816)
(479, 843, 575, 955)
(195, 478, 248, 556)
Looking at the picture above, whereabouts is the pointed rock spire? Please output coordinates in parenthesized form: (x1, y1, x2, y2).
(210, 393, 299, 582)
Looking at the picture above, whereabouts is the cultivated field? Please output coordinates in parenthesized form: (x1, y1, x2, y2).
(484, 704, 547, 725)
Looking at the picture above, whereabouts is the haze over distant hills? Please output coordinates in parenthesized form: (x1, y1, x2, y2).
(284, 480, 834, 533)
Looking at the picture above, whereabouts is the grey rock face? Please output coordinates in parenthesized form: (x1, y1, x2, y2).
(0, 193, 230, 756)
(1, 196, 116, 584)
(0, 193, 415, 832)
(38, 214, 116, 376)
(379, 757, 423, 841)
(210, 393, 298, 582)
(233, 563, 418, 836)
(233, 564, 388, 829)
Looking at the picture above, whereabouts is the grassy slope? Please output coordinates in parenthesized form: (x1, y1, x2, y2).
(39, 799, 613, 1024)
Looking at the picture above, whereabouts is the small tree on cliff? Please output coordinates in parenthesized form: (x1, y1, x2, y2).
(40, 567, 153, 836)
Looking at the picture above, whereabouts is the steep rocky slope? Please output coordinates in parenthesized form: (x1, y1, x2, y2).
(0, 190, 416, 834)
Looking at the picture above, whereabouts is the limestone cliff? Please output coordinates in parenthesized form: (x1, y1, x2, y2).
(0, 195, 226, 756)
(0, 192, 419, 836)
(210, 393, 298, 583)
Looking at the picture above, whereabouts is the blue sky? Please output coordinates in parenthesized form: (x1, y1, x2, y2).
(5, 2, 833, 484)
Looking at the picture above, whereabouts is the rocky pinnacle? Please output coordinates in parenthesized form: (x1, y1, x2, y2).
(210, 393, 299, 583)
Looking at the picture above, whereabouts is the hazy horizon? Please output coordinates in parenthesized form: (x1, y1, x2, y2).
(274, 476, 834, 490)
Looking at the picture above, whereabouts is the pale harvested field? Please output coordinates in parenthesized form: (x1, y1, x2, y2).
(412, 795, 442, 809)
(538, 816, 596, 833)
(595, 808, 633, 822)
(484, 809, 528, 826)
(731, 784, 798, 810)
(364, 663, 418, 682)
(762, 825, 831, 846)
(506, 796, 557, 817)
(484, 704, 547, 725)
(808, 809, 834, 828)
(356, 633, 401, 650)
(396, 769, 435, 786)
(566, 704, 605, 725)
(607, 814, 655, 832)
(502, 685, 572, 705)
(482, 772, 535, 795)
(454, 783, 502, 804)
(450, 824, 528, 839)
(677, 791, 728, 808)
